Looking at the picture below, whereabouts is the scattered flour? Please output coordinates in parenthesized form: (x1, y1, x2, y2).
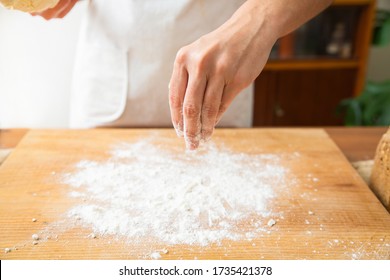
(267, 219, 276, 227)
(63, 139, 289, 246)
(150, 252, 161, 260)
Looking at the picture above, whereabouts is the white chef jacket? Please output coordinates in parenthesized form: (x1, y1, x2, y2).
(69, 0, 253, 128)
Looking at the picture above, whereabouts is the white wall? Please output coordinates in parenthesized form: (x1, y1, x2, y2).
(367, 45, 390, 82)
(0, 2, 86, 128)
(366, 0, 390, 82)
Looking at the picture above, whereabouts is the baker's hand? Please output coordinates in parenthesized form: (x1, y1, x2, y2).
(169, 3, 277, 150)
(31, 0, 78, 20)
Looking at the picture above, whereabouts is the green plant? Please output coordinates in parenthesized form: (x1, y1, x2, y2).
(373, 9, 390, 46)
(337, 80, 390, 125)
(337, 8, 390, 126)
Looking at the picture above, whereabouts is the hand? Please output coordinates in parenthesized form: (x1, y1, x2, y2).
(31, 0, 78, 20)
(169, 2, 277, 150)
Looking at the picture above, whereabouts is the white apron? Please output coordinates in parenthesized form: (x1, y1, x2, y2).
(69, 0, 253, 128)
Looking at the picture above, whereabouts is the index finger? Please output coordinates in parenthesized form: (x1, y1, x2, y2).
(169, 59, 188, 137)
(182, 74, 207, 150)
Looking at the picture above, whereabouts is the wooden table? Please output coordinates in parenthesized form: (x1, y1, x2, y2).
(1, 127, 388, 162)
(0, 128, 389, 260)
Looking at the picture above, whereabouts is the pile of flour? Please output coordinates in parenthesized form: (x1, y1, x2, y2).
(63, 139, 288, 246)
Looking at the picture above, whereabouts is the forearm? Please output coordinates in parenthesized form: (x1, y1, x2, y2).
(270, 0, 333, 37)
(229, 0, 333, 39)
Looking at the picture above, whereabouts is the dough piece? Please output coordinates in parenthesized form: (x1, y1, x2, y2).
(267, 219, 276, 227)
(0, 0, 60, 13)
(370, 127, 390, 211)
(352, 160, 374, 185)
(150, 252, 161, 260)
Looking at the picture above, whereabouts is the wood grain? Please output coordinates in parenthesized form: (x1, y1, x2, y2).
(2, 128, 387, 162)
(254, 69, 356, 126)
(0, 129, 389, 260)
(264, 59, 359, 71)
(325, 127, 388, 162)
(0, 129, 28, 149)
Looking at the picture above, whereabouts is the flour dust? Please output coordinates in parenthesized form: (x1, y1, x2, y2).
(63, 139, 289, 246)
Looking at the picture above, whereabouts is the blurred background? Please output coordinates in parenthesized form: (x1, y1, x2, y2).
(0, 0, 389, 128)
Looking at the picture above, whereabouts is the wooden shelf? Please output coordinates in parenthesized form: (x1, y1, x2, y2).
(264, 59, 359, 71)
(333, 0, 373, 5)
(253, 0, 375, 126)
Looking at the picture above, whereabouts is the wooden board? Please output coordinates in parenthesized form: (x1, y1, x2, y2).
(0, 129, 389, 260)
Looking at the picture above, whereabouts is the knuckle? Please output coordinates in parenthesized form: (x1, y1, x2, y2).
(183, 103, 200, 118)
(175, 47, 188, 65)
(214, 60, 228, 75)
(231, 73, 250, 90)
(184, 129, 199, 139)
(169, 92, 182, 109)
(229, 83, 244, 93)
(190, 54, 207, 74)
(202, 105, 218, 119)
(189, 50, 209, 73)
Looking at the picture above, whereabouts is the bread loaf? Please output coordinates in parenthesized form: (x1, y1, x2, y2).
(0, 0, 59, 13)
(370, 127, 390, 211)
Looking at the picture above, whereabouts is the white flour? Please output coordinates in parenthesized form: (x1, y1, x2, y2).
(63, 139, 288, 246)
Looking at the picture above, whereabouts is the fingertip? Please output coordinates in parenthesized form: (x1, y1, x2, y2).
(201, 130, 213, 142)
(172, 120, 184, 138)
(184, 135, 200, 150)
(185, 141, 199, 151)
(175, 127, 184, 138)
(201, 135, 211, 143)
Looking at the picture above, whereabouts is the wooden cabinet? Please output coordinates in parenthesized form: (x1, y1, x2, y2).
(253, 0, 376, 126)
